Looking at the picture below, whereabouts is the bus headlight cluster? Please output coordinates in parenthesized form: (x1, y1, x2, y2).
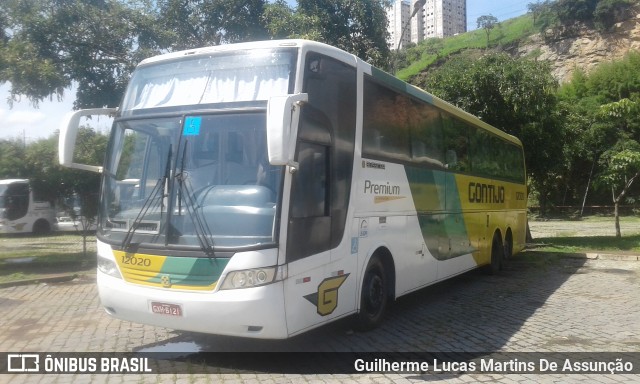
(220, 267, 278, 290)
(97, 256, 122, 279)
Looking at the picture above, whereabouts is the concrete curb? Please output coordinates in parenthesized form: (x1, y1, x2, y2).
(0, 273, 79, 289)
(522, 249, 640, 262)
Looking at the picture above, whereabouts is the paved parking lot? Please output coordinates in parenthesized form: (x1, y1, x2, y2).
(0, 252, 639, 383)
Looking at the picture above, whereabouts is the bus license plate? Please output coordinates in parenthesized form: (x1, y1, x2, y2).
(151, 302, 183, 317)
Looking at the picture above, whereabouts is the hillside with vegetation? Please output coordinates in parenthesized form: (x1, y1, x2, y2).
(396, 0, 640, 234)
(396, 0, 640, 84)
(395, 14, 538, 81)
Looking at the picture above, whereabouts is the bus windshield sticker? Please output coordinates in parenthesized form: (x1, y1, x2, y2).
(183, 116, 202, 136)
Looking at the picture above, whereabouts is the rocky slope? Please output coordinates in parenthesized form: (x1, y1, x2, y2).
(517, 13, 640, 83)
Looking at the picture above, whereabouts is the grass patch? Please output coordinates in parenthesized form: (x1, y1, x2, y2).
(0, 233, 96, 284)
(0, 233, 96, 285)
(532, 234, 640, 254)
(0, 271, 81, 285)
(0, 233, 96, 260)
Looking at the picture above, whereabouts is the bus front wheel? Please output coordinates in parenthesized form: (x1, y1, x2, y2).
(355, 256, 388, 331)
(33, 219, 51, 235)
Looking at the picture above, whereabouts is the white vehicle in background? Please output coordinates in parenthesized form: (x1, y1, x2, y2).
(0, 179, 55, 234)
(54, 216, 97, 232)
(55, 194, 97, 233)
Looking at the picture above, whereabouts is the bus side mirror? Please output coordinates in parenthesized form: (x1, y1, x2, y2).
(266, 94, 308, 169)
(59, 108, 116, 173)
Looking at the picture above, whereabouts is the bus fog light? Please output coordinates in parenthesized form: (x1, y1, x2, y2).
(221, 266, 278, 290)
(98, 257, 122, 279)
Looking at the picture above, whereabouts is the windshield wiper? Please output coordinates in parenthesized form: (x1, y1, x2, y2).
(121, 145, 172, 251)
(176, 141, 217, 259)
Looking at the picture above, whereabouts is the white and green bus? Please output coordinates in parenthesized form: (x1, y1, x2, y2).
(59, 39, 527, 339)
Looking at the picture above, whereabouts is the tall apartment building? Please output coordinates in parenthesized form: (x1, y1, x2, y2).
(387, 0, 467, 49)
(386, 0, 411, 50)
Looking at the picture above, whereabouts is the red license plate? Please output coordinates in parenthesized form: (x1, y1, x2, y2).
(151, 302, 183, 317)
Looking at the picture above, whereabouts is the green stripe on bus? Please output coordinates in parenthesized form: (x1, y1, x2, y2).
(149, 257, 229, 287)
(406, 166, 470, 261)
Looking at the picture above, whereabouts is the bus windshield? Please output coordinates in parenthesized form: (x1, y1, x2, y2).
(121, 48, 295, 112)
(99, 48, 296, 252)
(101, 112, 283, 251)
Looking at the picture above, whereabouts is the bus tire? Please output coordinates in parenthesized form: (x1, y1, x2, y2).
(32, 219, 51, 235)
(486, 232, 503, 275)
(354, 256, 389, 331)
(503, 229, 513, 269)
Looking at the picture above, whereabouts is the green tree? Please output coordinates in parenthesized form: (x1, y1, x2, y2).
(477, 14, 499, 47)
(530, 0, 558, 31)
(0, 139, 26, 178)
(417, 53, 562, 213)
(594, 0, 636, 31)
(157, 0, 269, 50)
(598, 146, 640, 237)
(297, 0, 391, 69)
(2, 0, 393, 110)
(527, 1, 545, 25)
(557, 52, 640, 211)
(0, 0, 162, 108)
(263, 0, 298, 39)
(596, 99, 640, 237)
(554, 0, 599, 25)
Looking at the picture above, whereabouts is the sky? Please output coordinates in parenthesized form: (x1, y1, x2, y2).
(0, 0, 530, 141)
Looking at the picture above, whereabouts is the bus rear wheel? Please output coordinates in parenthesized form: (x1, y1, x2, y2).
(355, 256, 388, 331)
(486, 232, 503, 275)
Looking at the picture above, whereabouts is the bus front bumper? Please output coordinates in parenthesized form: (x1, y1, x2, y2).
(97, 271, 289, 339)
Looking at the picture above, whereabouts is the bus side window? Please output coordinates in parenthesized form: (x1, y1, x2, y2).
(291, 142, 329, 218)
(442, 114, 470, 172)
(6, 183, 30, 221)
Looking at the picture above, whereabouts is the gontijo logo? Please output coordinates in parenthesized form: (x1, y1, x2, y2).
(468, 182, 505, 204)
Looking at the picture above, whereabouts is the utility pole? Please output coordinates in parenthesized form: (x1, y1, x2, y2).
(394, 0, 426, 73)
(397, 0, 426, 51)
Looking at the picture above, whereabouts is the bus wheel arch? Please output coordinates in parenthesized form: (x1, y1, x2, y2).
(355, 247, 395, 331)
(32, 219, 51, 235)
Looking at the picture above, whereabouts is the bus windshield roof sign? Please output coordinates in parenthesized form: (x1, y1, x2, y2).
(183, 116, 202, 136)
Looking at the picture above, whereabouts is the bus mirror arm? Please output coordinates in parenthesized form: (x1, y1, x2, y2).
(266, 94, 309, 170)
(59, 108, 116, 173)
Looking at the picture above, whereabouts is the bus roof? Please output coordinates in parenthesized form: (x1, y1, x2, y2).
(137, 39, 354, 67)
(0, 179, 29, 185)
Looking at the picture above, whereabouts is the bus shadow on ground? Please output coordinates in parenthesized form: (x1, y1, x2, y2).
(133, 252, 587, 373)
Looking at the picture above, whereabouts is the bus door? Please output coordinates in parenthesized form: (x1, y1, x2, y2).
(283, 53, 358, 336)
(282, 106, 357, 335)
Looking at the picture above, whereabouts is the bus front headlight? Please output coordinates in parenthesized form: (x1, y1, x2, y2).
(220, 266, 283, 290)
(97, 256, 122, 279)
